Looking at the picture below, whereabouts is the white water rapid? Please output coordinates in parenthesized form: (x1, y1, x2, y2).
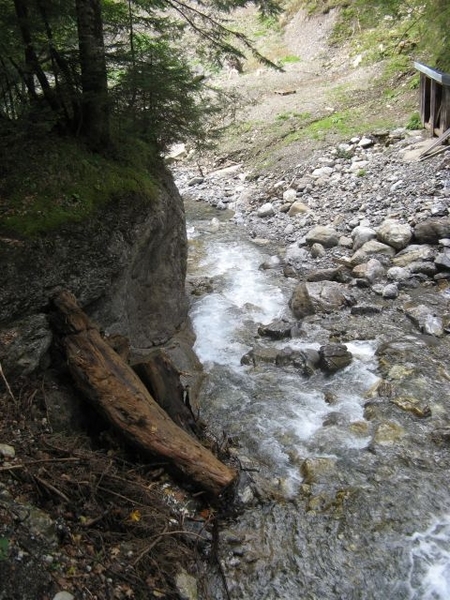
(186, 203, 450, 600)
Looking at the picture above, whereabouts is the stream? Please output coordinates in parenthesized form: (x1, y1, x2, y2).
(185, 199, 450, 600)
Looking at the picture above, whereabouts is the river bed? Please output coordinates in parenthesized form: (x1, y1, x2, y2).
(185, 198, 450, 600)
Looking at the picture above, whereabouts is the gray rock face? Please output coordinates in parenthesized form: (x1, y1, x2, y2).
(414, 217, 450, 244)
(0, 314, 52, 378)
(376, 219, 412, 250)
(289, 281, 350, 319)
(0, 167, 188, 350)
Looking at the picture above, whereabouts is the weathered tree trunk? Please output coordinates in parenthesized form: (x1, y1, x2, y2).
(133, 351, 200, 436)
(50, 290, 237, 496)
(75, 0, 110, 148)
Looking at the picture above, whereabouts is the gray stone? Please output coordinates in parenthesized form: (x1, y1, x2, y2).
(435, 250, 450, 270)
(0, 314, 52, 378)
(282, 188, 297, 202)
(0, 444, 15, 459)
(311, 166, 334, 178)
(352, 258, 385, 283)
(257, 202, 275, 217)
(306, 267, 344, 283)
(288, 200, 310, 216)
(257, 319, 293, 340)
(382, 283, 399, 299)
(53, 593, 75, 600)
(403, 303, 444, 337)
(187, 176, 204, 186)
(387, 266, 410, 282)
(414, 217, 450, 244)
(289, 281, 350, 319)
(305, 226, 339, 248)
(175, 570, 198, 600)
(310, 243, 326, 258)
(319, 344, 353, 372)
(351, 240, 396, 265)
(392, 245, 436, 267)
(377, 219, 412, 250)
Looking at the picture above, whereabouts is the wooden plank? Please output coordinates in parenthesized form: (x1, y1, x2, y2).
(419, 126, 450, 159)
(414, 61, 450, 86)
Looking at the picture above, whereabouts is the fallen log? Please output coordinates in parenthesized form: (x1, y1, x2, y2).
(133, 351, 200, 436)
(50, 290, 237, 496)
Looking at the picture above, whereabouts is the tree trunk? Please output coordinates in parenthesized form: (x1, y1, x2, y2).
(50, 290, 237, 496)
(75, 0, 110, 148)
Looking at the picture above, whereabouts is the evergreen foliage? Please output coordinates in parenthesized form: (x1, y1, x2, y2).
(0, 0, 280, 152)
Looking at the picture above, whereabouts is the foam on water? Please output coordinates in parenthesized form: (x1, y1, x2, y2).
(407, 515, 450, 600)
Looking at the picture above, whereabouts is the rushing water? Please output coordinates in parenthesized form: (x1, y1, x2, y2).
(185, 200, 450, 600)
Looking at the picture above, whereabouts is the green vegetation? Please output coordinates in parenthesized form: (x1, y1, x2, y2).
(406, 112, 422, 130)
(0, 135, 159, 236)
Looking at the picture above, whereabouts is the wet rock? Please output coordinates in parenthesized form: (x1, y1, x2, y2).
(301, 457, 337, 484)
(376, 219, 412, 250)
(305, 226, 339, 248)
(260, 255, 283, 270)
(257, 319, 293, 340)
(391, 396, 431, 418)
(319, 343, 353, 372)
(373, 421, 405, 445)
(289, 281, 351, 319)
(241, 347, 279, 366)
(414, 217, 450, 244)
(403, 303, 444, 336)
(276, 347, 319, 375)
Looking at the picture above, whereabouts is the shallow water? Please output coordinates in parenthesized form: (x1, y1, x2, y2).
(185, 200, 450, 600)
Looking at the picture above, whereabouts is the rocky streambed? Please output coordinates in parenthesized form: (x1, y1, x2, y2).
(175, 129, 450, 599)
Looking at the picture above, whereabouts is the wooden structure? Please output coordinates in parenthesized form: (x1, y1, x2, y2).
(415, 61, 450, 136)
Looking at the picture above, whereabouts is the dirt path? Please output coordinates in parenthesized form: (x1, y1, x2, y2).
(210, 8, 415, 171)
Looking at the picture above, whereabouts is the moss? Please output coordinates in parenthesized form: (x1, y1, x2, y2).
(0, 135, 159, 237)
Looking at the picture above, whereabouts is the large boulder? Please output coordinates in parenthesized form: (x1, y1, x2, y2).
(377, 219, 412, 250)
(352, 258, 386, 283)
(289, 281, 351, 319)
(0, 166, 188, 351)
